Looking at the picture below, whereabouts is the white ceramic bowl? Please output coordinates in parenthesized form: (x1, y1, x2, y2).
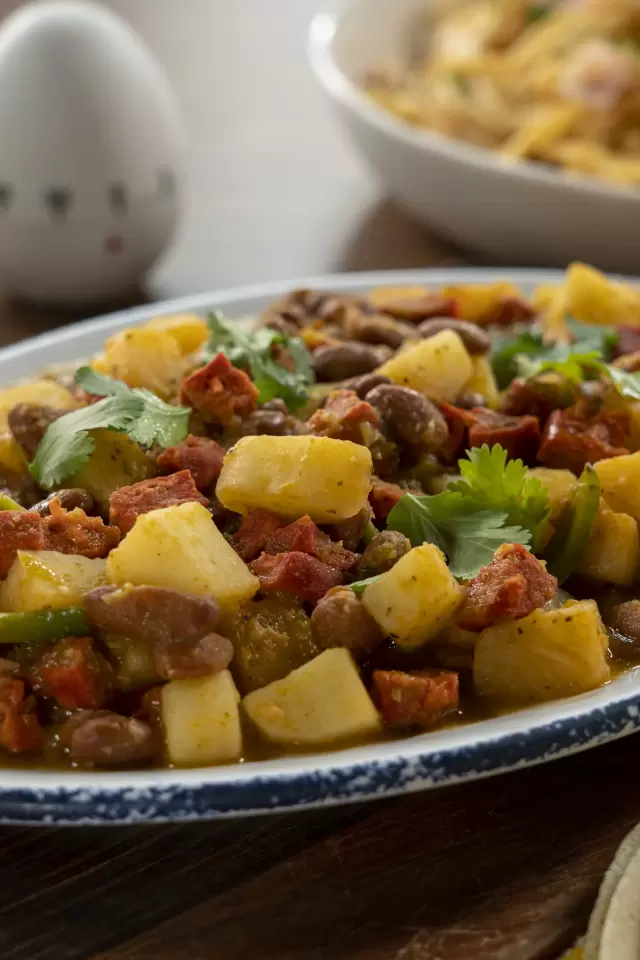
(308, 0, 640, 273)
(2, 267, 640, 824)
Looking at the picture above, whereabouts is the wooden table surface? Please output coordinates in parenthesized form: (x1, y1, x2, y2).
(0, 2, 634, 958)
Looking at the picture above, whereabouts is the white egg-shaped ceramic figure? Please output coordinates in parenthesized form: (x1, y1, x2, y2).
(0, 0, 186, 306)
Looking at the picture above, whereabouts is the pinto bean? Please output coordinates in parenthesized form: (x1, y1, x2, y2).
(84, 585, 220, 644)
(366, 384, 449, 449)
(329, 506, 373, 551)
(357, 531, 411, 578)
(311, 342, 383, 382)
(7, 403, 65, 458)
(310, 586, 382, 660)
(31, 488, 96, 517)
(418, 317, 491, 355)
(605, 601, 640, 646)
(240, 400, 302, 437)
(343, 372, 392, 399)
(345, 313, 416, 349)
(67, 711, 159, 765)
(154, 632, 234, 680)
(454, 389, 488, 410)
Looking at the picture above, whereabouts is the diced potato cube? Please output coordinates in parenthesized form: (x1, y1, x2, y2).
(565, 262, 640, 327)
(69, 429, 153, 513)
(0, 433, 26, 475)
(473, 600, 610, 704)
(101, 327, 186, 399)
(377, 330, 473, 402)
(216, 435, 372, 522)
(441, 281, 520, 323)
(145, 313, 209, 355)
(595, 451, 640, 522)
(106, 501, 259, 614)
(367, 285, 428, 307)
(577, 503, 639, 586)
(527, 467, 577, 549)
(0, 551, 106, 612)
(462, 355, 499, 407)
(243, 648, 380, 746)
(162, 670, 242, 765)
(362, 544, 464, 649)
(0, 379, 77, 433)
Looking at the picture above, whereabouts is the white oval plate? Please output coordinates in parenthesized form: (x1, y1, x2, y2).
(2, 267, 640, 825)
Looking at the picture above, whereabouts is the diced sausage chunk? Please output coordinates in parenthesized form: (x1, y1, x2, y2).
(306, 389, 379, 444)
(179, 353, 259, 425)
(458, 544, 558, 632)
(538, 406, 629, 474)
(44, 498, 120, 558)
(233, 509, 283, 561)
(369, 479, 405, 523)
(372, 669, 459, 727)
(310, 586, 382, 660)
(65, 711, 159, 765)
(0, 511, 46, 577)
(157, 435, 225, 492)
(466, 409, 541, 463)
(249, 551, 343, 603)
(34, 637, 114, 710)
(84, 585, 220, 644)
(7, 403, 65, 458)
(263, 515, 357, 572)
(154, 632, 234, 680)
(109, 470, 208, 534)
(0, 677, 44, 754)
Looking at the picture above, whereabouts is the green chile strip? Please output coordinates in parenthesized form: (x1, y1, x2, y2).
(0, 607, 89, 644)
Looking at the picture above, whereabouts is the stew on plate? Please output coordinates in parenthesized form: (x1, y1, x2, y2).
(0, 260, 639, 769)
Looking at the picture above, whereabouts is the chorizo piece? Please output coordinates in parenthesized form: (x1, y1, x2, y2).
(249, 551, 343, 603)
(157, 435, 225, 492)
(233, 509, 283, 561)
(306, 388, 380, 444)
(538, 406, 629, 474)
(33, 636, 114, 711)
(263, 515, 358, 572)
(109, 470, 208, 534)
(179, 353, 258, 425)
(372, 669, 459, 727)
(0, 677, 44, 754)
(458, 543, 557, 632)
(44, 498, 120, 558)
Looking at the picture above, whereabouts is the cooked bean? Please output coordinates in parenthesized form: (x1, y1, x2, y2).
(154, 632, 234, 680)
(454, 389, 487, 410)
(346, 313, 416, 349)
(312, 342, 382, 382)
(343, 372, 392, 399)
(240, 407, 300, 437)
(7, 403, 65, 458)
(67, 711, 159, 765)
(366, 384, 449, 449)
(31, 488, 96, 517)
(84, 585, 220, 644)
(329, 506, 373, 551)
(310, 586, 382, 660)
(605, 601, 640, 646)
(418, 317, 491, 355)
(378, 293, 458, 323)
(357, 531, 411, 578)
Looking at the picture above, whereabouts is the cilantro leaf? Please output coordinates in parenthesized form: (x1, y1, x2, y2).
(206, 311, 314, 411)
(449, 445, 550, 548)
(387, 491, 531, 579)
(515, 350, 605, 384)
(75, 366, 130, 397)
(128, 389, 190, 448)
(349, 574, 382, 594)
(605, 366, 640, 401)
(543, 465, 600, 584)
(490, 327, 545, 389)
(29, 394, 144, 488)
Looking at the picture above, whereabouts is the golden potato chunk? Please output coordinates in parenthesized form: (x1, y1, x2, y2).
(595, 452, 640, 522)
(463, 355, 499, 407)
(106, 502, 259, 614)
(100, 327, 186, 399)
(69, 430, 153, 513)
(216, 435, 372, 522)
(473, 600, 611, 704)
(376, 330, 473, 401)
(362, 544, 464, 649)
(0, 551, 106, 612)
(145, 313, 209, 355)
(162, 670, 242, 765)
(243, 648, 380, 746)
(578, 504, 640, 586)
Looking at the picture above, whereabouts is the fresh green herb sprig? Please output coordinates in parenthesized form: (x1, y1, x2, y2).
(30, 367, 190, 489)
(206, 311, 314, 411)
(543, 465, 600, 584)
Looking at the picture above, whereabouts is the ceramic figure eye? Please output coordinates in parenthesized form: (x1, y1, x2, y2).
(44, 187, 73, 220)
(108, 182, 128, 214)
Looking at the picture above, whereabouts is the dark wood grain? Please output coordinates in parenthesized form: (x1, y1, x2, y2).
(0, 2, 631, 959)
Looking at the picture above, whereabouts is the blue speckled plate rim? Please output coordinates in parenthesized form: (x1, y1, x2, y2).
(0, 265, 638, 825)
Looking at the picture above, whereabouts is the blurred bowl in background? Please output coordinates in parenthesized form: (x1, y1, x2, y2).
(308, 0, 640, 272)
